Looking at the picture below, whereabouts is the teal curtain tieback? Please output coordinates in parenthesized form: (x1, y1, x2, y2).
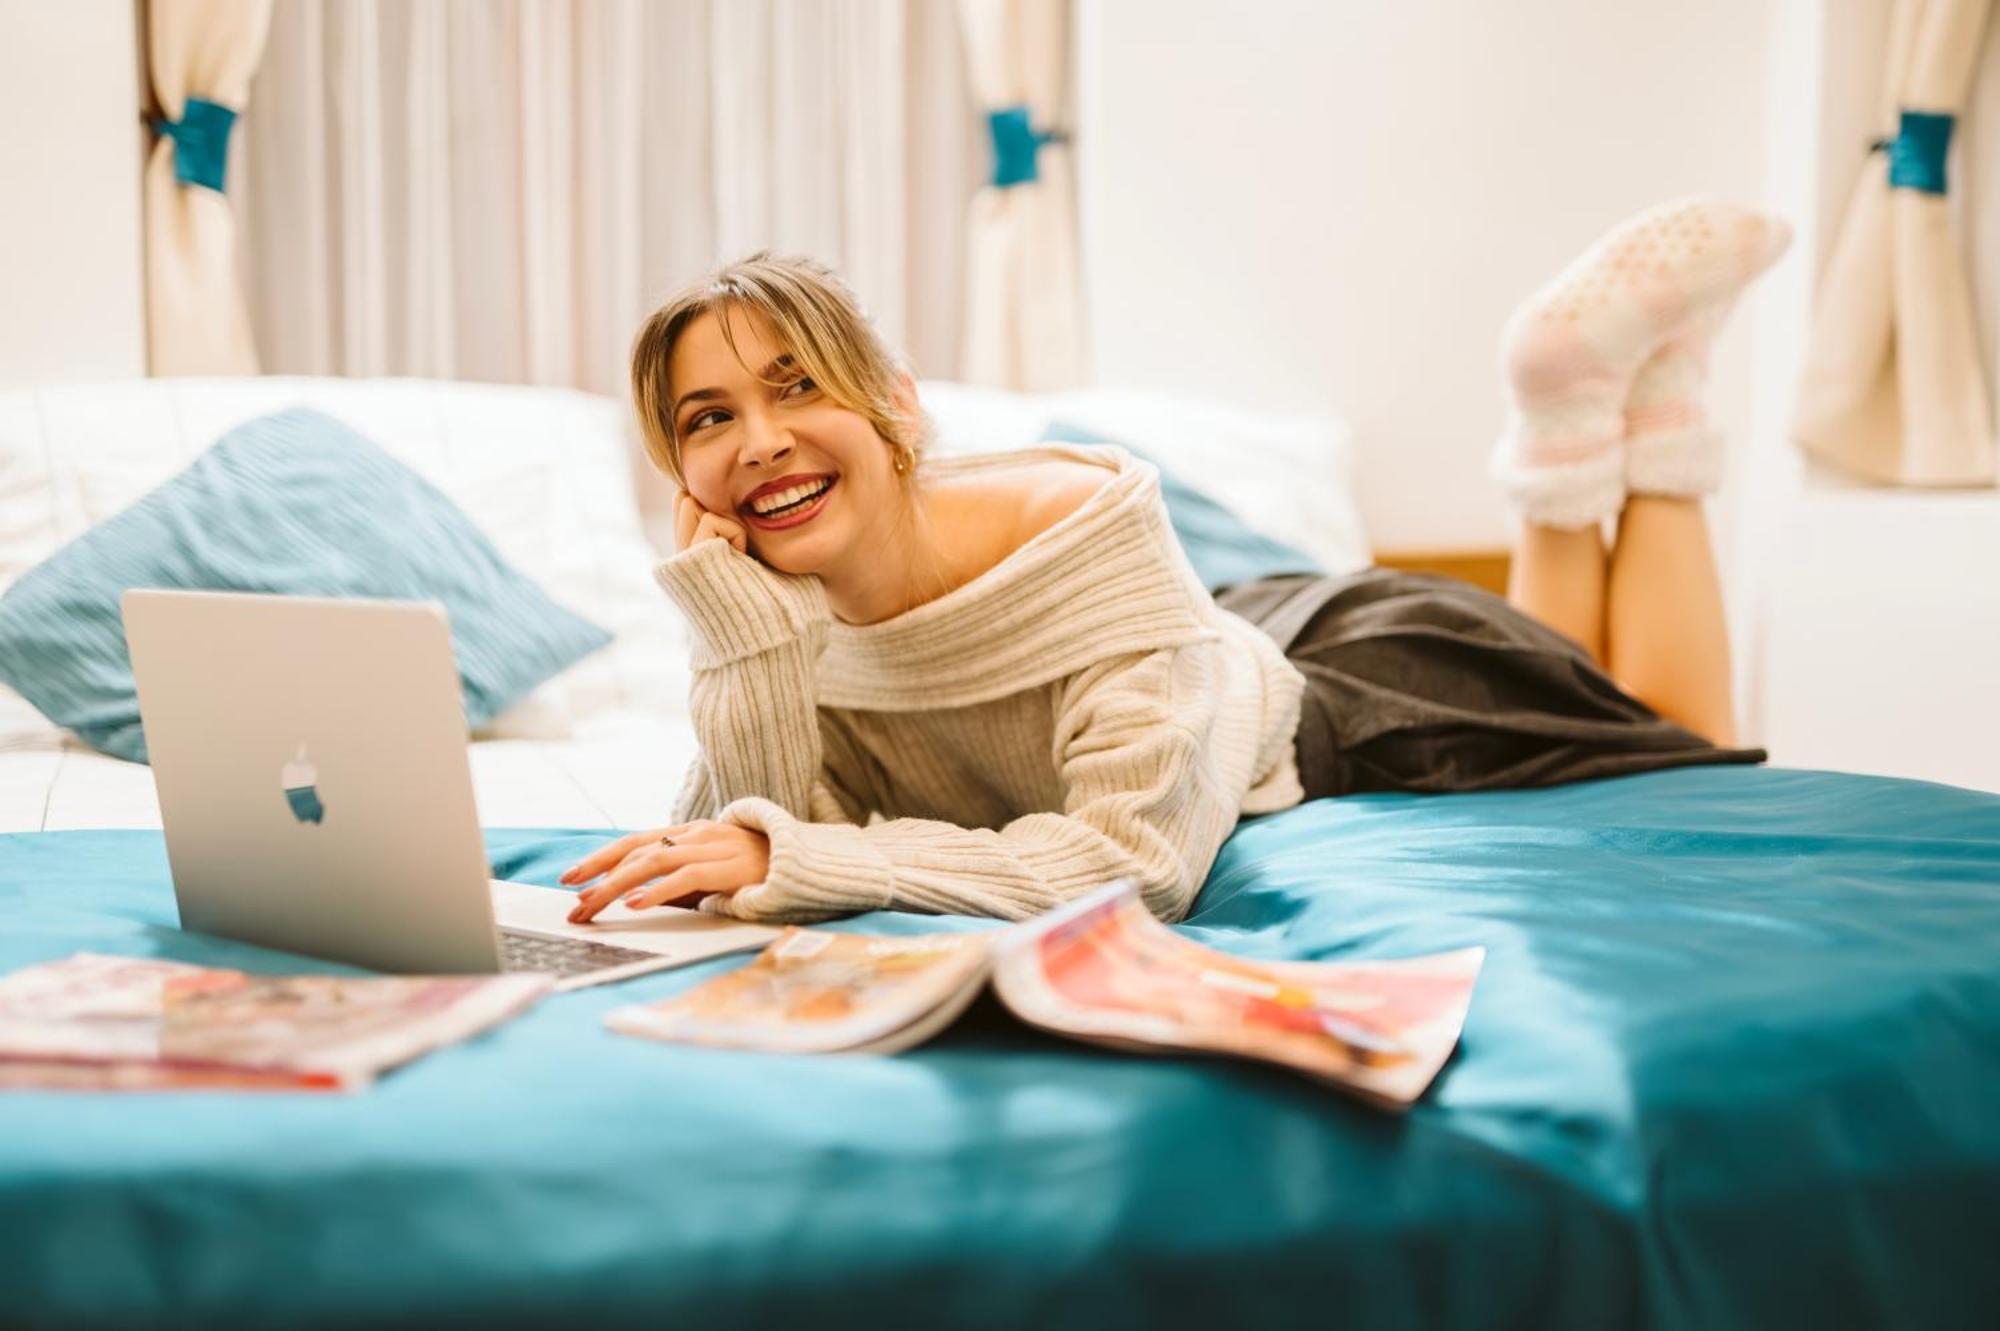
(987, 104, 1066, 188)
(151, 96, 238, 193)
(1872, 109, 1954, 195)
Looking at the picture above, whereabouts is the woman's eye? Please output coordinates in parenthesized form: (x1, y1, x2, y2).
(780, 375, 816, 399)
(686, 409, 728, 434)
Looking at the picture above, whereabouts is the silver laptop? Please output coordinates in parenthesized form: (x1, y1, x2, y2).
(122, 588, 778, 991)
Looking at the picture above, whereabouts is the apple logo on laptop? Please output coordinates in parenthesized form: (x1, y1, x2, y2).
(281, 745, 326, 825)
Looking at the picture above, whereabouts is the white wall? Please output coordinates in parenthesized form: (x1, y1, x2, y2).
(0, 0, 146, 387)
(1076, 0, 1779, 555)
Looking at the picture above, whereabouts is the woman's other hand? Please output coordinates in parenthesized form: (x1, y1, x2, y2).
(560, 820, 771, 922)
(672, 488, 749, 556)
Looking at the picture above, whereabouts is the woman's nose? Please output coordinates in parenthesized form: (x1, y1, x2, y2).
(740, 415, 794, 468)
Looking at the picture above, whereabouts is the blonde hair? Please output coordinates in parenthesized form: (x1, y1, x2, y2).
(629, 251, 930, 492)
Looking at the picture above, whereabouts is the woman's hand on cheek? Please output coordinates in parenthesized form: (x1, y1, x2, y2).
(672, 489, 749, 556)
(561, 820, 771, 923)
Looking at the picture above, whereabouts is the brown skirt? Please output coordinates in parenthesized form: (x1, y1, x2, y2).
(1214, 568, 1768, 800)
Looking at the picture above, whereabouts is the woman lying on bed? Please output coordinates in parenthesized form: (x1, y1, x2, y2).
(562, 198, 1790, 925)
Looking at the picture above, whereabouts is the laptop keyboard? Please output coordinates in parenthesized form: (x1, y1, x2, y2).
(499, 930, 660, 979)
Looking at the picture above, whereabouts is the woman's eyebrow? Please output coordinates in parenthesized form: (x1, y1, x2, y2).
(673, 385, 726, 416)
(673, 355, 797, 418)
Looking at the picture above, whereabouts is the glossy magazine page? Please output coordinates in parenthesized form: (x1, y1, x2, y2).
(0, 953, 550, 1091)
(990, 882, 1483, 1108)
(606, 928, 992, 1055)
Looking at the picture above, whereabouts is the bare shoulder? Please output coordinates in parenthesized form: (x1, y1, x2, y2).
(1008, 457, 1116, 544)
(927, 455, 1117, 588)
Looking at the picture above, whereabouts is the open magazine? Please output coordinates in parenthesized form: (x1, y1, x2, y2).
(0, 953, 551, 1092)
(608, 881, 1484, 1108)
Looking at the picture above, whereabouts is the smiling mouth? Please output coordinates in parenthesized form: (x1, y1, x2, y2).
(742, 476, 837, 529)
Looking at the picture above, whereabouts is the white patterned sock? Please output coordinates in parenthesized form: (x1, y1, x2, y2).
(1489, 198, 1792, 528)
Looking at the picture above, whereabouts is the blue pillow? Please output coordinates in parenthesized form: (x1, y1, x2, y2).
(0, 407, 613, 763)
(1039, 421, 1324, 592)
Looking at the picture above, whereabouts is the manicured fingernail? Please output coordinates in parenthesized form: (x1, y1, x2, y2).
(624, 892, 645, 908)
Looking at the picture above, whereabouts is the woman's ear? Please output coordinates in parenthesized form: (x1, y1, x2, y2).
(892, 372, 920, 427)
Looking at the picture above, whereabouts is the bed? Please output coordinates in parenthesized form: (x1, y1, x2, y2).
(1, 379, 1994, 1329)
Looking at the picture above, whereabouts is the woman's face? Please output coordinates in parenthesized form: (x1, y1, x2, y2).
(668, 305, 903, 575)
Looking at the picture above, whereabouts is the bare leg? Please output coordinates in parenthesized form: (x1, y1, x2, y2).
(1506, 522, 1608, 665)
(1603, 495, 1736, 745)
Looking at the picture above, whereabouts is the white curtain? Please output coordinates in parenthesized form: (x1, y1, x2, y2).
(957, 0, 1083, 392)
(241, 0, 982, 398)
(144, 0, 274, 376)
(1795, 0, 1996, 485)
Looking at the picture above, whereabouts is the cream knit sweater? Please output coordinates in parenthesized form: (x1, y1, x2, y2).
(651, 442, 1308, 925)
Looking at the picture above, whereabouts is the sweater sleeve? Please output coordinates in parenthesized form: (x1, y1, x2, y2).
(653, 539, 841, 823)
(698, 645, 1244, 925)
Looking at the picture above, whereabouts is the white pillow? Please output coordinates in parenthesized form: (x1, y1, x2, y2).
(0, 376, 687, 745)
(917, 381, 1370, 575)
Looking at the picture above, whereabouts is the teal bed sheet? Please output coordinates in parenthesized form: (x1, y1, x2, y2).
(2, 765, 1996, 1329)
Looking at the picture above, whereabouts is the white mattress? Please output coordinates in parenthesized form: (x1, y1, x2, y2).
(0, 708, 699, 835)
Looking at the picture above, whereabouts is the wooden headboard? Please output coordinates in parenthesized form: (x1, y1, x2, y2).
(1372, 549, 1512, 597)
